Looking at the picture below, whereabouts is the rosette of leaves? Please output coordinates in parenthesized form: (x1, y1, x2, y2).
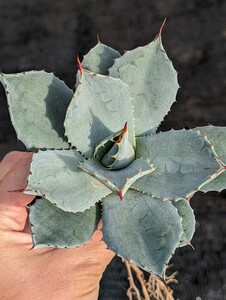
(1, 26, 226, 277)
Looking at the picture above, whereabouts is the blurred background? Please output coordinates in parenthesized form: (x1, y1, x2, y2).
(1, 1, 226, 299)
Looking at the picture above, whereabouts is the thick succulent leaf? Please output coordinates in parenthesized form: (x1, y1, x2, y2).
(173, 199, 196, 247)
(134, 129, 220, 200)
(109, 37, 179, 136)
(102, 189, 183, 275)
(64, 71, 135, 158)
(0, 71, 72, 149)
(82, 42, 121, 75)
(29, 198, 100, 248)
(94, 128, 123, 160)
(201, 172, 226, 193)
(25, 150, 110, 213)
(198, 126, 226, 164)
(79, 158, 155, 198)
(100, 123, 135, 170)
(197, 126, 226, 192)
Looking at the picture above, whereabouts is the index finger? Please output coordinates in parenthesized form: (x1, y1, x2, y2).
(0, 151, 35, 207)
(0, 151, 27, 180)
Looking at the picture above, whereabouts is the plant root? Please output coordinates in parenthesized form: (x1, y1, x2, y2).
(122, 259, 176, 300)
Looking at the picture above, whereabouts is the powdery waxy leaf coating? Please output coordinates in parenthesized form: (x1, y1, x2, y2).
(173, 199, 196, 247)
(109, 37, 179, 136)
(64, 71, 135, 158)
(82, 42, 121, 75)
(25, 150, 110, 213)
(94, 127, 129, 161)
(3, 32, 226, 278)
(201, 172, 226, 193)
(102, 189, 183, 275)
(0, 71, 72, 149)
(79, 158, 155, 197)
(100, 123, 135, 170)
(30, 198, 100, 248)
(134, 129, 220, 200)
(198, 126, 226, 164)
(197, 126, 226, 193)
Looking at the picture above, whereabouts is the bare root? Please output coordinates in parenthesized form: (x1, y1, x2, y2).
(122, 259, 176, 300)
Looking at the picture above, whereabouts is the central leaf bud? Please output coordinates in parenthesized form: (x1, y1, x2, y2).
(94, 122, 135, 170)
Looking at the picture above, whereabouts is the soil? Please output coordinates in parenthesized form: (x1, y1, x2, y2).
(1, 1, 226, 299)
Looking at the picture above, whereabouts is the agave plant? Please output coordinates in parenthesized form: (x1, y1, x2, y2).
(1, 24, 226, 277)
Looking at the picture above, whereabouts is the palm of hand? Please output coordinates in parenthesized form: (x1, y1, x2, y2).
(0, 152, 114, 300)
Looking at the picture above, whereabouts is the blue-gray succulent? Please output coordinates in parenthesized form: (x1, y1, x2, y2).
(1, 29, 226, 277)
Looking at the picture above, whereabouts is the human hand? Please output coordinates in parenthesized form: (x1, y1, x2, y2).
(0, 151, 115, 300)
